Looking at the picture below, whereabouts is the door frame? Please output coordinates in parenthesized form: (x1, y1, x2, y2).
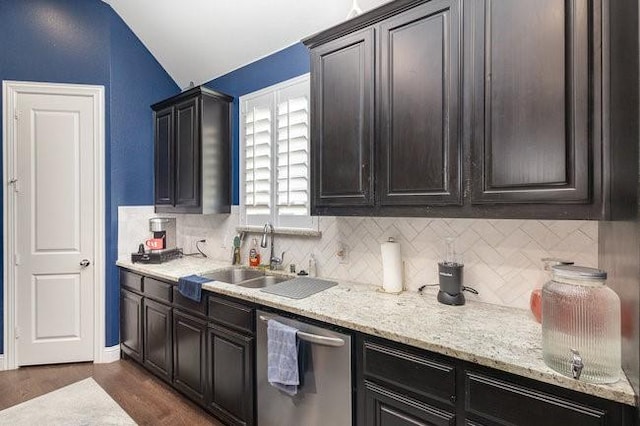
(2, 80, 106, 370)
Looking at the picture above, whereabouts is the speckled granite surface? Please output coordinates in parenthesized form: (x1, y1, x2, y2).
(116, 257, 637, 406)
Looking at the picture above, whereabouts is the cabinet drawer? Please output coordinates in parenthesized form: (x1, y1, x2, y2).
(465, 371, 608, 426)
(173, 287, 207, 317)
(362, 340, 456, 406)
(144, 277, 172, 303)
(208, 296, 254, 335)
(120, 269, 143, 293)
(364, 381, 455, 426)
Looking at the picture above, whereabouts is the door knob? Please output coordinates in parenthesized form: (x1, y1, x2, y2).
(80, 259, 91, 267)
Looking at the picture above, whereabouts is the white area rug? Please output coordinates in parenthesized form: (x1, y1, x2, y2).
(0, 378, 137, 425)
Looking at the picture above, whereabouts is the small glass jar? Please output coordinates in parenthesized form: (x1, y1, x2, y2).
(542, 265, 621, 383)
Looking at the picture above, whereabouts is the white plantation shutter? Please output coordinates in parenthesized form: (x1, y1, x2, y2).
(243, 93, 273, 225)
(276, 84, 310, 221)
(240, 74, 314, 230)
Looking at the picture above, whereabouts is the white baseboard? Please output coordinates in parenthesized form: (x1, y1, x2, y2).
(0, 355, 5, 371)
(98, 345, 120, 364)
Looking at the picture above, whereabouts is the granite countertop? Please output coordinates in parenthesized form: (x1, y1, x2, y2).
(116, 257, 637, 407)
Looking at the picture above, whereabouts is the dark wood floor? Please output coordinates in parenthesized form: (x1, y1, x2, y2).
(0, 359, 223, 425)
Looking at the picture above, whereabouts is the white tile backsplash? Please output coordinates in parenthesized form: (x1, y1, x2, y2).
(118, 206, 598, 310)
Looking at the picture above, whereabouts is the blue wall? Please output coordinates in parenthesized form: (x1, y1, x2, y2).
(107, 10, 179, 346)
(0, 0, 179, 353)
(204, 43, 310, 205)
(0, 1, 308, 354)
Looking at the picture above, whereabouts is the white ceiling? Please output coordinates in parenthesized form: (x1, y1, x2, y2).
(104, 0, 392, 89)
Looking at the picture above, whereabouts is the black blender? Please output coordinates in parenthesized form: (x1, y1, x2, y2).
(437, 238, 466, 306)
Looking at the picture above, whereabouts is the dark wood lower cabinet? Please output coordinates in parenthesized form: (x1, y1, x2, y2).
(142, 298, 172, 382)
(363, 380, 456, 426)
(464, 370, 627, 426)
(206, 323, 254, 426)
(120, 269, 635, 426)
(120, 289, 143, 362)
(173, 310, 207, 406)
(357, 334, 635, 426)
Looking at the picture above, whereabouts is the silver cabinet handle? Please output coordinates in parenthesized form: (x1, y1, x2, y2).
(259, 315, 345, 347)
(80, 259, 91, 267)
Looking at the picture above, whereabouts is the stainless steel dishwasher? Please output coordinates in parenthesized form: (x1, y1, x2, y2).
(256, 310, 352, 426)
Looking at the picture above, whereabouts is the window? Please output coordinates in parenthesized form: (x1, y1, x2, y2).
(240, 74, 314, 230)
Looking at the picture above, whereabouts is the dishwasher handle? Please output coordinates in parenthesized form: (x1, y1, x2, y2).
(259, 315, 345, 348)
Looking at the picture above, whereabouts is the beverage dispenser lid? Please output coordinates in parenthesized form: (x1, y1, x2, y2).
(551, 265, 607, 280)
(541, 257, 574, 266)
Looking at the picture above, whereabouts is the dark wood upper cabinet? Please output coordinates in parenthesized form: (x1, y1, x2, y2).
(154, 106, 174, 206)
(152, 86, 233, 214)
(469, 0, 591, 204)
(310, 27, 375, 209)
(174, 97, 200, 209)
(306, 0, 465, 214)
(379, 0, 461, 206)
(303, 0, 631, 219)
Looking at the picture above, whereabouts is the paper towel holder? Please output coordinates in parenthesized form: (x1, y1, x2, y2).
(381, 236, 404, 294)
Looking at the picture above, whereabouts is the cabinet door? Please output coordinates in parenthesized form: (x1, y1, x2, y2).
(379, 0, 461, 206)
(174, 97, 201, 209)
(154, 106, 174, 206)
(363, 381, 456, 426)
(206, 324, 254, 426)
(311, 28, 375, 209)
(143, 298, 172, 382)
(173, 310, 207, 406)
(465, 371, 610, 426)
(470, 0, 591, 203)
(120, 289, 143, 363)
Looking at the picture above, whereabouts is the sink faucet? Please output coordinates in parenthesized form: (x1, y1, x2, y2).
(261, 223, 285, 270)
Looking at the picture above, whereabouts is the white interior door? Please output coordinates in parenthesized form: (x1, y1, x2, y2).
(14, 90, 96, 366)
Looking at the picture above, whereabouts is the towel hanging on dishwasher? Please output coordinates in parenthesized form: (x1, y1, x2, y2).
(267, 319, 300, 395)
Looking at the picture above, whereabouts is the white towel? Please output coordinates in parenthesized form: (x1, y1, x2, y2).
(267, 319, 300, 396)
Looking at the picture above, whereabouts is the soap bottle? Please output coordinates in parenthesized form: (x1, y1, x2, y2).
(308, 254, 317, 277)
(249, 238, 261, 267)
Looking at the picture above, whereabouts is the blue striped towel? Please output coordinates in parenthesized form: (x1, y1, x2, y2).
(267, 320, 300, 396)
(177, 274, 209, 302)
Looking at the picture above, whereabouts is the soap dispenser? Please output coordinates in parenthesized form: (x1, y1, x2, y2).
(308, 254, 317, 277)
(249, 238, 261, 267)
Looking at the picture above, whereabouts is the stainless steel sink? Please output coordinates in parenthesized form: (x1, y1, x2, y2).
(236, 275, 292, 289)
(200, 268, 264, 284)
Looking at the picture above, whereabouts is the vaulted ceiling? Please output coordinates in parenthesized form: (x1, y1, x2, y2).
(104, 0, 392, 89)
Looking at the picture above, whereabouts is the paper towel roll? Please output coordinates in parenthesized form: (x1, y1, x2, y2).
(381, 238, 403, 293)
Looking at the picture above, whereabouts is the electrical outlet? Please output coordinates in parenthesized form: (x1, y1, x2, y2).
(337, 243, 349, 264)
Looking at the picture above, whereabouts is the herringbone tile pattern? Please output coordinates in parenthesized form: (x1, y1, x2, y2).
(119, 206, 597, 310)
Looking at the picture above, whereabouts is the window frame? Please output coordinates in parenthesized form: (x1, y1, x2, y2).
(239, 73, 317, 231)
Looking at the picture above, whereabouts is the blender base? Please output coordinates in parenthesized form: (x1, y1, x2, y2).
(437, 290, 466, 306)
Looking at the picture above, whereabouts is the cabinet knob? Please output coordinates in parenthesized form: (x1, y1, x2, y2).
(450, 395, 456, 404)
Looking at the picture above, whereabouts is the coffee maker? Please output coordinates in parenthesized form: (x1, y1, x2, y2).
(437, 238, 466, 306)
(131, 217, 181, 264)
